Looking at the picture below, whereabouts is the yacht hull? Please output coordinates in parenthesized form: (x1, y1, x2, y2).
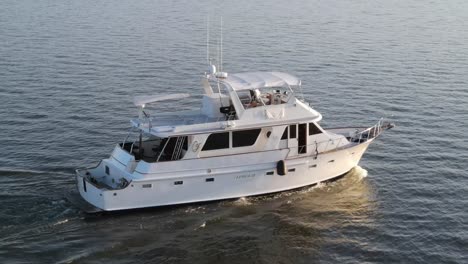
(76, 141, 371, 211)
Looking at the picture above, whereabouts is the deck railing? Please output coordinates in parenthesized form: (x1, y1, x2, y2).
(348, 118, 394, 144)
(295, 118, 394, 156)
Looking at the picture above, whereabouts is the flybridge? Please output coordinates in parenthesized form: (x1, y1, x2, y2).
(127, 65, 319, 138)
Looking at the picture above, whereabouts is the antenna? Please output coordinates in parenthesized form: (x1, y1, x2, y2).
(220, 17, 223, 72)
(206, 16, 210, 64)
(217, 37, 220, 71)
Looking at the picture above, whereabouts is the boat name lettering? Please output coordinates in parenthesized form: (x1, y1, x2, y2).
(235, 173, 255, 179)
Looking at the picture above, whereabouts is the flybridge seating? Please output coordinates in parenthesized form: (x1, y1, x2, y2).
(236, 87, 292, 109)
(211, 71, 302, 111)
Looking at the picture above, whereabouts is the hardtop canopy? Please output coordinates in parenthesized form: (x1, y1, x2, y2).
(217, 72, 301, 91)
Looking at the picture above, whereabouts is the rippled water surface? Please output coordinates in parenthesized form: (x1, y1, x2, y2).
(1, 0, 467, 263)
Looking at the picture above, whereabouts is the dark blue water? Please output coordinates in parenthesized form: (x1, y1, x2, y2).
(1, 0, 467, 263)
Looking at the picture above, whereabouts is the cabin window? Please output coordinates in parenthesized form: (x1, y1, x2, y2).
(232, 129, 261, 147)
(202, 132, 229, 151)
(281, 127, 288, 140)
(288, 168, 296, 172)
(105, 166, 110, 175)
(266, 171, 274, 175)
(206, 178, 214, 182)
(309, 123, 322, 135)
(289, 125, 297, 138)
(142, 184, 152, 188)
(174, 181, 183, 185)
(182, 137, 189, 150)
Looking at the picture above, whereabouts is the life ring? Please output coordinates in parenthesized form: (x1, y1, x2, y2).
(192, 141, 200, 152)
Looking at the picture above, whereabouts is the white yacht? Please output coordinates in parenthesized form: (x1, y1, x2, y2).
(76, 65, 393, 211)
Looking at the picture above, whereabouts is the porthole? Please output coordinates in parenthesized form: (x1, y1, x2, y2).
(266, 131, 272, 138)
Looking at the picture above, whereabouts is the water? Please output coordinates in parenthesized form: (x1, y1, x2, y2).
(1, 0, 467, 263)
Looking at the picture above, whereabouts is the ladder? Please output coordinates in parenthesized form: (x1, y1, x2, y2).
(171, 137, 186, 161)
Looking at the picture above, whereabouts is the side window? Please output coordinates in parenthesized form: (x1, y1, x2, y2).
(281, 127, 288, 140)
(202, 132, 229, 151)
(232, 129, 261, 147)
(309, 123, 322, 135)
(289, 125, 297, 138)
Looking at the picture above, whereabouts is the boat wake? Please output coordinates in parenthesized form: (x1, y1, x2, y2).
(232, 197, 252, 206)
(352, 166, 368, 180)
(0, 167, 72, 177)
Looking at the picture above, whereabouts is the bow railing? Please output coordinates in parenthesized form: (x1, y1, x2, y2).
(349, 118, 395, 143)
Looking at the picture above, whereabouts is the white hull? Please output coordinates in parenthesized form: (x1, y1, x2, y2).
(76, 141, 371, 211)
